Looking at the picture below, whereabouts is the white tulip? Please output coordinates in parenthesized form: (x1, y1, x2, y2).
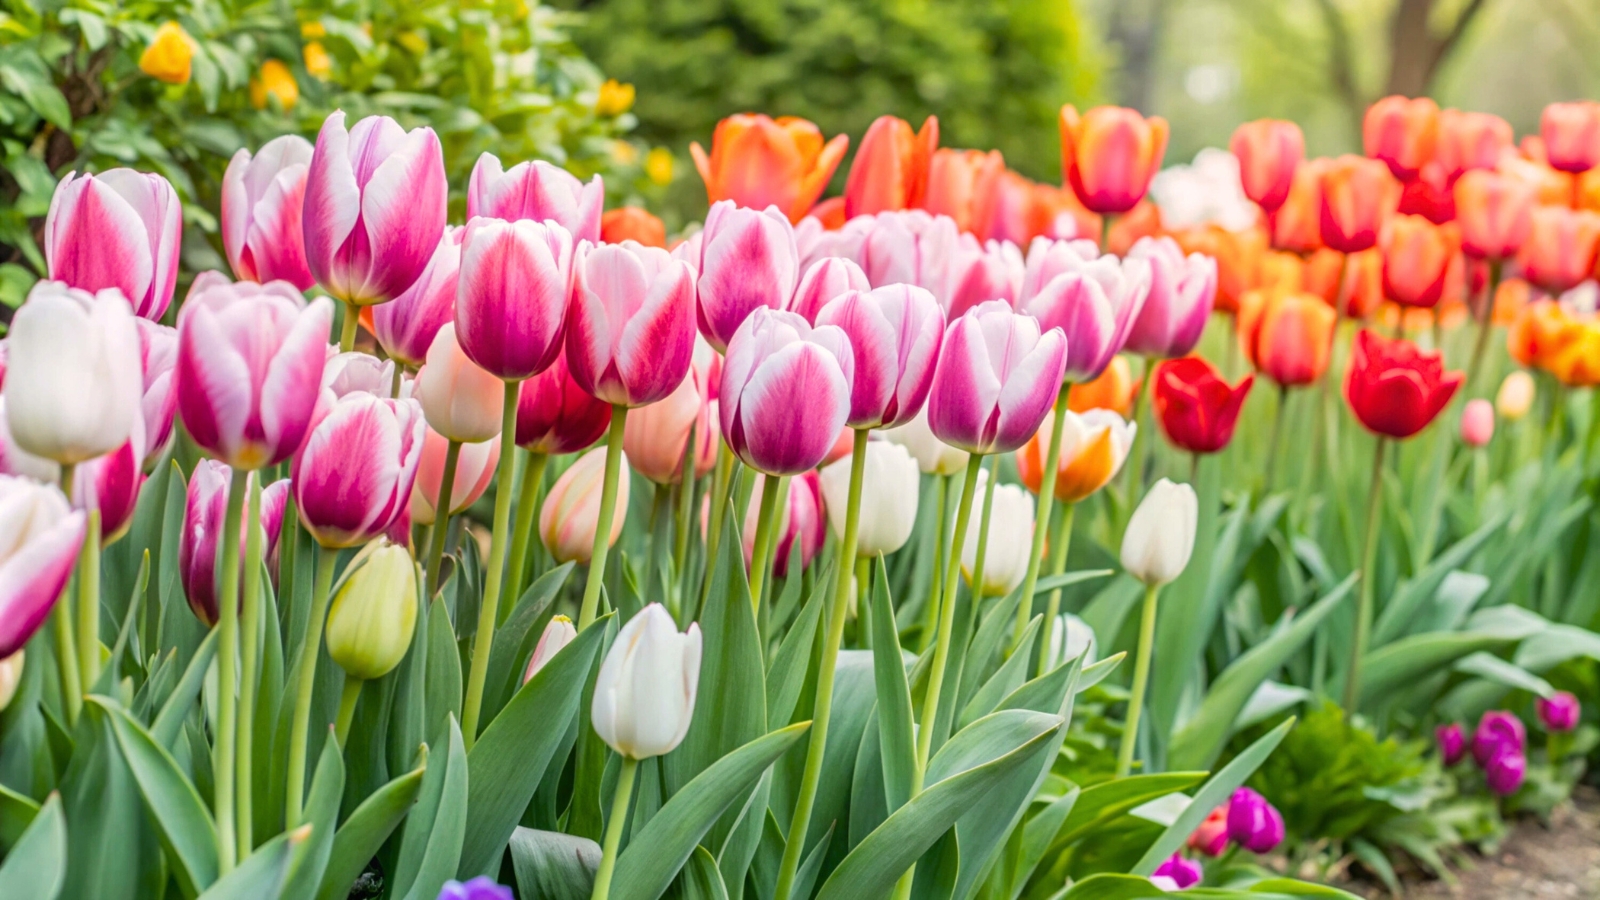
(883, 406, 968, 475)
(1120, 479, 1198, 587)
(961, 471, 1034, 597)
(819, 439, 919, 556)
(1047, 613, 1098, 671)
(592, 603, 702, 760)
(0, 396, 60, 483)
(0, 649, 21, 712)
(5, 281, 141, 465)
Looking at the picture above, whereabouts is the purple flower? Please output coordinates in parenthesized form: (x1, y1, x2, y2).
(1152, 852, 1203, 889)
(1537, 691, 1581, 732)
(1471, 710, 1526, 767)
(1225, 787, 1284, 854)
(437, 878, 512, 900)
(1436, 723, 1467, 765)
(1484, 749, 1526, 796)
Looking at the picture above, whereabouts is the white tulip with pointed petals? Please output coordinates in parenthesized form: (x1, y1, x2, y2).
(592, 603, 702, 760)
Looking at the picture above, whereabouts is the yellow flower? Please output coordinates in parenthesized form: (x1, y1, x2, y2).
(397, 30, 428, 55)
(595, 79, 635, 117)
(139, 21, 195, 86)
(250, 60, 299, 111)
(303, 41, 332, 79)
(300, 21, 326, 39)
(646, 147, 674, 186)
(610, 140, 639, 166)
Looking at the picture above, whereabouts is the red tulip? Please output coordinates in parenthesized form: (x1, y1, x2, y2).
(1344, 330, 1463, 439)
(1152, 357, 1254, 454)
(1320, 155, 1393, 253)
(515, 349, 613, 455)
(1363, 95, 1440, 181)
(1395, 161, 1454, 224)
(1382, 215, 1459, 308)
(1231, 119, 1304, 213)
(1059, 105, 1168, 215)
(844, 115, 939, 219)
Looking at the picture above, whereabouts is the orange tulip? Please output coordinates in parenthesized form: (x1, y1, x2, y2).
(1382, 215, 1459, 308)
(921, 148, 1005, 238)
(1303, 248, 1382, 318)
(1507, 297, 1569, 368)
(1174, 225, 1265, 314)
(601, 207, 667, 248)
(843, 114, 939, 218)
(1507, 299, 1600, 386)
(1363, 95, 1440, 181)
(1436, 109, 1513, 181)
(1238, 289, 1337, 386)
(1546, 324, 1600, 387)
(1540, 101, 1600, 174)
(1493, 277, 1533, 327)
(1259, 250, 1305, 294)
(1320, 155, 1393, 253)
(1498, 153, 1575, 208)
(1517, 206, 1600, 293)
(1016, 409, 1135, 503)
(690, 114, 849, 223)
(808, 196, 848, 230)
(1578, 169, 1600, 215)
(1031, 179, 1101, 243)
(1270, 158, 1327, 253)
(1059, 105, 1169, 215)
(1231, 119, 1304, 213)
(1067, 355, 1139, 416)
(1454, 169, 1534, 261)
(1107, 200, 1162, 255)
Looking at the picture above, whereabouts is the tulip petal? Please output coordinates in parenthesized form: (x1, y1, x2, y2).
(47, 175, 155, 312)
(735, 343, 851, 475)
(353, 127, 448, 302)
(258, 298, 333, 466)
(0, 509, 86, 657)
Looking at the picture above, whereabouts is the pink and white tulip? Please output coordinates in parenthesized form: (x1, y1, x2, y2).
(1123, 236, 1218, 359)
(0, 475, 87, 657)
(815, 284, 944, 429)
(926, 300, 1068, 454)
(775, 471, 826, 577)
(720, 308, 854, 475)
(566, 240, 698, 407)
(372, 227, 461, 368)
(516, 349, 614, 455)
(540, 446, 631, 564)
(409, 429, 501, 526)
(694, 201, 799, 351)
(859, 210, 959, 294)
(221, 135, 316, 289)
(45, 169, 181, 319)
(293, 394, 425, 548)
(523, 615, 578, 683)
(415, 323, 504, 444)
(468, 153, 604, 244)
(944, 235, 1024, 318)
(302, 111, 448, 305)
(323, 351, 396, 399)
(176, 279, 333, 470)
(791, 256, 871, 324)
(72, 414, 145, 543)
(796, 214, 875, 272)
(178, 461, 289, 626)
(1019, 236, 1102, 300)
(1023, 250, 1151, 383)
(135, 319, 178, 468)
(456, 217, 573, 380)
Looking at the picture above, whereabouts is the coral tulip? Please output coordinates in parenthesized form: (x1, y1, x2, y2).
(1382, 215, 1459, 308)
(623, 371, 700, 484)
(1436, 723, 1467, 765)
(1059, 105, 1168, 215)
(791, 256, 871, 324)
(1540, 101, 1600, 174)
(1363, 95, 1440, 180)
(567, 240, 698, 407)
(1460, 398, 1494, 448)
(515, 349, 613, 455)
(325, 541, 418, 680)
(819, 438, 919, 556)
(178, 461, 289, 625)
(961, 473, 1033, 597)
(882, 406, 968, 476)
(1453, 170, 1534, 262)
(592, 603, 701, 759)
(1017, 408, 1135, 502)
(1320, 155, 1392, 254)
(1231, 119, 1303, 213)
(1345, 330, 1463, 439)
(293, 394, 424, 548)
(540, 446, 630, 563)
(694, 201, 799, 352)
(45, 169, 181, 320)
(1022, 248, 1150, 382)
(222, 135, 315, 289)
(1124, 236, 1217, 358)
(1436, 109, 1513, 181)
(409, 429, 499, 526)
(720, 308, 854, 475)
(602, 207, 666, 248)
(926, 300, 1067, 454)
(690, 114, 848, 223)
(921, 148, 1005, 237)
(1537, 691, 1580, 732)
(1121, 478, 1198, 588)
(815, 284, 945, 429)
(0, 476, 87, 657)
(1068, 355, 1140, 416)
(467, 153, 602, 243)
(1153, 357, 1254, 454)
(1238, 290, 1336, 386)
(456, 217, 572, 380)
(372, 227, 461, 368)
(845, 115, 939, 218)
(415, 323, 507, 444)
(1395, 161, 1455, 224)
(1189, 806, 1230, 856)
(1517, 207, 1600, 294)
(1270, 159, 1328, 253)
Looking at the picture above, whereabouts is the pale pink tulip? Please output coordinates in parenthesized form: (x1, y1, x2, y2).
(323, 351, 395, 399)
(694, 201, 799, 351)
(44, 168, 181, 319)
(372, 227, 461, 368)
(815, 284, 944, 429)
(0, 475, 87, 657)
(468, 153, 604, 244)
(624, 372, 701, 484)
(926, 300, 1068, 454)
(540, 446, 631, 563)
(566, 240, 698, 407)
(135, 319, 178, 468)
(409, 429, 501, 526)
(415, 323, 504, 444)
(1023, 247, 1151, 382)
(293, 394, 425, 548)
(523, 615, 578, 683)
(720, 308, 854, 475)
(178, 461, 289, 626)
(456, 217, 572, 380)
(221, 135, 316, 289)
(1123, 236, 1217, 358)
(516, 349, 613, 455)
(791, 256, 870, 324)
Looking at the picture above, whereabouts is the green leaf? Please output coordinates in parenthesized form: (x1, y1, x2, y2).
(480, 562, 574, 726)
(1042, 773, 1207, 856)
(678, 845, 730, 900)
(1454, 652, 1553, 698)
(424, 596, 463, 743)
(767, 580, 824, 730)
(60, 707, 143, 900)
(153, 629, 218, 750)
(0, 791, 65, 899)
(314, 761, 427, 900)
(395, 717, 469, 900)
(197, 826, 305, 900)
(509, 827, 598, 900)
(1354, 633, 1518, 708)
(958, 614, 1041, 731)
(1150, 458, 1227, 747)
(870, 557, 916, 814)
(1374, 513, 1507, 645)
(1016, 787, 1080, 893)
(280, 734, 345, 900)
(0, 62, 70, 128)
(0, 783, 41, 852)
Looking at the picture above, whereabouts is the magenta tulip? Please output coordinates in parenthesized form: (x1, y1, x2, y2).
(292, 394, 425, 548)
(372, 227, 461, 368)
(815, 283, 945, 429)
(178, 461, 289, 626)
(1472, 710, 1527, 767)
(176, 279, 333, 471)
(467, 153, 603, 244)
(694, 200, 800, 351)
(1022, 250, 1150, 383)
(221, 135, 316, 289)
(0, 475, 87, 657)
(1537, 691, 1581, 732)
(1226, 788, 1285, 853)
(791, 257, 870, 324)
(44, 168, 181, 319)
(135, 319, 178, 468)
(796, 213, 874, 273)
(1437, 723, 1467, 765)
(1123, 236, 1218, 359)
(566, 240, 698, 407)
(720, 308, 854, 475)
(925, 300, 1068, 454)
(72, 417, 144, 543)
(774, 471, 825, 577)
(516, 349, 613, 455)
(456, 217, 572, 380)
(302, 111, 448, 305)
(945, 235, 1023, 318)
(1151, 854, 1202, 891)
(1484, 749, 1526, 796)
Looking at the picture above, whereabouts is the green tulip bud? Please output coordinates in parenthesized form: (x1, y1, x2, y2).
(325, 542, 418, 681)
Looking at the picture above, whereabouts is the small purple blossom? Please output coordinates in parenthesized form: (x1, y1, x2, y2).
(1471, 710, 1526, 767)
(438, 877, 513, 900)
(1436, 722, 1467, 765)
(1152, 852, 1203, 889)
(1225, 787, 1284, 853)
(1537, 691, 1581, 732)
(1484, 749, 1527, 796)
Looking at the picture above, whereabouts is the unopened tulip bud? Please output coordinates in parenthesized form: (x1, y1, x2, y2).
(819, 439, 919, 556)
(1047, 613, 1098, 671)
(592, 603, 702, 760)
(1151, 854, 1202, 891)
(1460, 399, 1494, 448)
(409, 429, 500, 526)
(1537, 691, 1581, 732)
(1226, 787, 1284, 853)
(1495, 371, 1536, 421)
(1541, 101, 1600, 174)
(1120, 478, 1197, 587)
(416, 324, 504, 444)
(1436, 723, 1467, 765)
(523, 616, 577, 683)
(1231, 119, 1303, 213)
(0, 477, 87, 657)
(540, 447, 631, 564)
(961, 474, 1034, 597)
(1188, 806, 1230, 856)
(325, 541, 418, 681)
(0, 650, 21, 712)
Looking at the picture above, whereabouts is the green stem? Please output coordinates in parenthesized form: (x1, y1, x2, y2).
(1467, 262, 1503, 397)
(236, 475, 263, 858)
(285, 546, 338, 827)
(334, 678, 362, 745)
(77, 507, 100, 693)
(672, 426, 698, 581)
(578, 406, 630, 631)
(1014, 389, 1071, 652)
(214, 468, 249, 873)
(462, 382, 523, 747)
(278, 494, 299, 615)
(1099, 213, 1115, 253)
(1121, 367, 1154, 512)
(390, 362, 404, 400)
(424, 440, 462, 591)
(54, 591, 80, 726)
(1116, 583, 1161, 777)
(1037, 501, 1075, 677)
(855, 557, 872, 649)
(340, 301, 359, 353)
(501, 451, 548, 626)
(1343, 438, 1386, 713)
(774, 429, 868, 900)
(747, 472, 784, 617)
(916, 474, 952, 652)
(967, 455, 1001, 602)
(698, 442, 736, 616)
(590, 756, 639, 900)
(914, 454, 984, 785)
(1263, 384, 1288, 495)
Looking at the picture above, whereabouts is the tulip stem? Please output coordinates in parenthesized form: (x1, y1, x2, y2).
(1343, 438, 1386, 713)
(1116, 583, 1161, 777)
(1037, 501, 1076, 677)
(236, 475, 263, 859)
(698, 442, 736, 617)
(1014, 388, 1072, 654)
(214, 468, 249, 874)
(1099, 214, 1115, 253)
(774, 429, 868, 900)
(339, 301, 359, 353)
(590, 755, 638, 900)
(1467, 262, 1502, 397)
(424, 440, 463, 591)
(916, 474, 953, 652)
(967, 453, 1001, 608)
(578, 406, 630, 632)
(76, 507, 100, 694)
(1263, 384, 1289, 495)
(334, 678, 363, 745)
(672, 424, 698, 585)
(747, 473, 784, 617)
(53, 595, 81, 726)
(1122, 366, 1154, 512)
(915, 454, 984, 782)
(463, 382, 524, 749)
(501, 450, 548, 627)
(286, 545, 338, 827)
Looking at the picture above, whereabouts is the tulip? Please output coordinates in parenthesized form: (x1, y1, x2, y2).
(1124, 236, 1217, 358)
(815, 284, 945, 430)
(926, 300, 1068, 455)
(773, 471, 825, 577)
(791, 257, 871, 324)
(44, 168, 181, 320)
(1047, 613, 1098, 671)
(1152, 358, 1254, 455)
(1436, 109, 1513, 181)
(135, 319, 178, 467)
(456, 217, 572, 380)
(1059, 106, 1169, 215)
(372, 227, 461, 368)
(882, 406, 968, 475)
(1121, 478, 1198, 588)
(1068, 355, 1140, 416)
(1460, 399, 1494, 448)
(1536, 691, 1580, 732)
(439, 878, 514, 900)
(1473, 710, 1527, 767)
(409, 430, 500, 526)
(1395, 161, 1455, 225)
(1382, 215, 1459, 308)
(921, 148, 1006, 236)
(1237, 290, 1337, 387)
(1301, 247, 1384, 319)
(602, 208, 667, 248)
(690, 114, 849, 223)
(516, 350, 614, 455)
(72, 417, 144, 543)
(844, 115, 940, 218)
(415, 324, 504, 445)
(719, 308, 854, 475)
(567, 240, 699, 407)
(1540, 101, 1600, 174)
(858, 210, 960, 293)
(940, 236, 1021, 319)
(5, 281, 142, 466)
(1345, 331, 1463, 440)
(524, 616, 577, 684)
(1484, 749, 1526, 796)
(1437, 723, 1467, 765)
(176, 280, 333, 470)
(1319, 155, 1392, 254)
(322, 541, 418, 683)
(1226, 787, 1285, 853)
(1017, 409, 1136, 502)
(540, 446, 631, 564)
(1151, 854, 1202, 891)
(293, 394, 424, 548)
(0, 398, 57, 483)
(1268, 159, 1326, 254)
(960, 474, 1033, 597)
(1517, 206, 1600, 294)
(1231, 119, 1304, 213)
(1453, 170, 1534, 261)
(592, 602, 702, 759)
(1188, 806, 1230, 856)
(222, 135, 316, 289)
(623, 371, 700, 484)
(694, 201, 800, 351)
(819, 439, 919, 557)
(323, 351, 396, 400)
(1023, 246, 1150, 383)
(467, 153, 603, 243)
(0, 475, 87, 658)
(1496, 370, 1536, 421)
(178, 461, 288, 626)
(0, 650, 21, 713)
(303, 111, 448, 309)
(1363, 95, 1440, 180)
(139, 21, 194, 84)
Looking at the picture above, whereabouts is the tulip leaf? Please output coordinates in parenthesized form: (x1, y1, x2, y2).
(871, 556, 916, 815)
(767, 578, 824, 731)
(677, 845, 729, 900)
(479, 561, 574, 727)
(0, 791, 65, 899)
(396, 716, 469, 900)
(1352, 631, 1519, 709)
(958, 614, 1041, 731)
(197, 825, 303, 900)
(609, 721, 811, 900)
(508, 827, 599, 900)
(1374, 512, 1507, 646)
(958, 587, 1025, 709)
(0, 783, 41, 852)
(280, 732, 345, 900)
(60, 705, 144, 900)
(1039, 772, 1208, 858)
(1151, 489, 1242, 746)
(1013, 786, 1079, 894)
(313, 759, 426, 900)
(424, 595, 463, 747)
(457, 614, 607, 879)
(153, 628, 218, 751)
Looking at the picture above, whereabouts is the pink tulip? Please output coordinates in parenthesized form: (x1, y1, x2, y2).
(323, 351, 396, 399)
(623, 372, 701, 484)
(791, 257, 870, 324)
(1123, 236, 1218, 358)
(720, 308, 854, 475)
(135, 319, 178, 468)
(468, 153, 604, 244)
(1019, 235, 1104, 299)
(44, 168, 181, 320)
(72, 414, 144, 543)
(221, 135, 316, 289)
(926, 300, 1068, 454)
(0, 340, 6, 390)
(523, 615, 578, 683)
(409, 429, 501, 526)
(178, 461, 289, 626)
(1541, 101, 1600, 174)
(455, 217, 572, 381)
(302, 111, 448, 305)
(0, 475, 87, 657)
(945, 235, 1024, 318)
(566, 240, 698, 407)
(773, 471, 825, 577)
(858, 210, 959, 294)
(540, 446, 631, 563)
(415, 323, 504, 444)
(372, 227, 461, 368)
(1461, 398, 1494, 448)
(292, 394, 425, 548)
(516, 349, 614, 455)
(175, 279, 333, 471)
(1022, 248, 1150, 382)
(815, 284, 945, 429)
(694, 201, 800, 352)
